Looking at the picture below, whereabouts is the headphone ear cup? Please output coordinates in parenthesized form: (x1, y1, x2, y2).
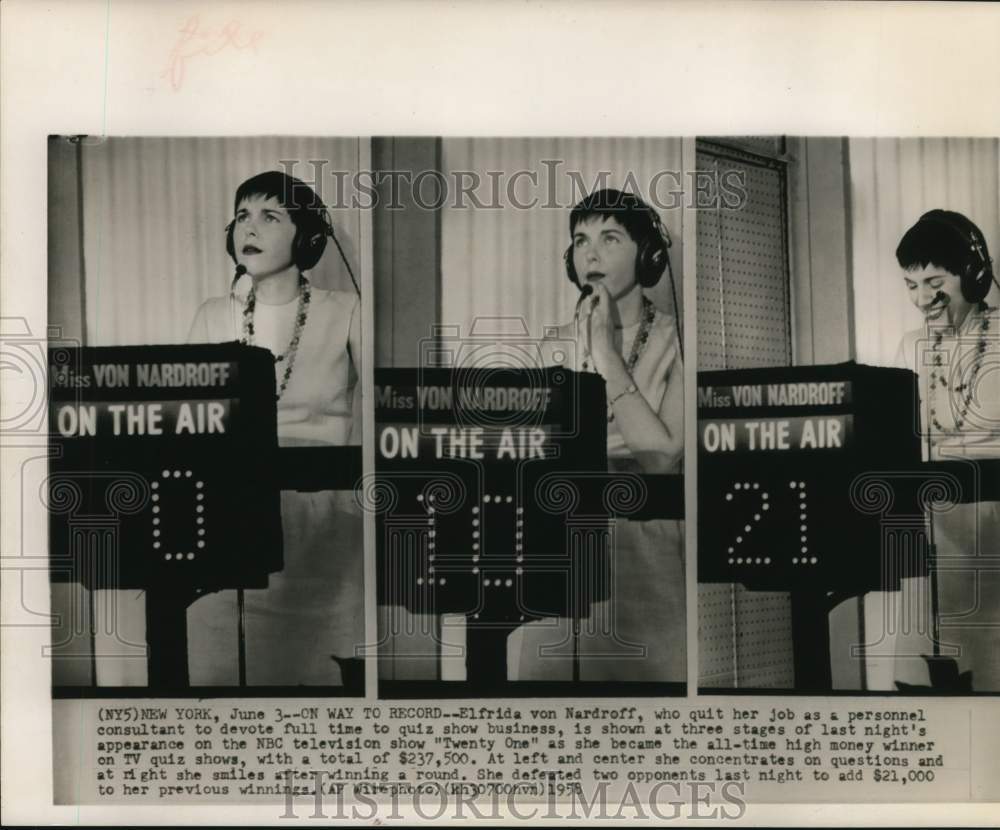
(962, 230, 992, 303)
(225, 221, 236, 263)
(636, 238, 668, 287)
(564, 245, 580, 288)
(964, 260, 992, 303)
(293, 222, 329, 272)
(636, 207, 670, 287)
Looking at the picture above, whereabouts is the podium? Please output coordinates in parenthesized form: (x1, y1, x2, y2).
(376, 366, 620, 687)
(696, 362, 999, 691)
(49, 344, 283, 688)
(375, 366, 685, 690)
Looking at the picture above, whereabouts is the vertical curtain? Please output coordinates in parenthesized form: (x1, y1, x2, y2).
(81, 136, 363, 346)
(848, 138, 1000, 689)
(440, 138, 685, 341)
(849, 138, 1000, 367)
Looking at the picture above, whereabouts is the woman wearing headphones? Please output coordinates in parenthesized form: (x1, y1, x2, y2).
(186, 171, 362, 686)
(515, 189, 685, 685)
(894, 209, 1000, 691)
(188, 171, 361, 445)
(566, 189, 684, 474)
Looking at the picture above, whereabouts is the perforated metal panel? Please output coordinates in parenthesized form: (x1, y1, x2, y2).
(697, 141, 795, 689)
(702, 136, 787, 157)
(698, 583, 737, 686)
(699, 584, 795, 689)
(731, 587, 795, 687)
(696, 148, 791, 370)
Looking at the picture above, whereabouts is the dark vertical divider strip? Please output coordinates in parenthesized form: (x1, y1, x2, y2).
(47, 136, 86, 344)
(371, 137, 442, 368)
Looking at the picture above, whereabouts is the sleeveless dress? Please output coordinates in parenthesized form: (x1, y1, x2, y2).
(510, 304, 686, 682)
(892, 305, 1000, 691)
(185, 283, 364, 685)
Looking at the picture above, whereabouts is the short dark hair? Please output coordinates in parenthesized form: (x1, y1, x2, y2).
(895, 209, 989, 277)
(569, 188, 659, 245)
(234, 170, 327, 235)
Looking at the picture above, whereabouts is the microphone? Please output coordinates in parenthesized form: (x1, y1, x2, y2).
(231, 263, 247, 291)
(575, 283, 595, 318)
(923, 290, 949, 331)
(230, 264, 248, 340)
(574, 284, 597, 366)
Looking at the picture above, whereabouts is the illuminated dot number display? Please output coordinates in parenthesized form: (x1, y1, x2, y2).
(153, 469, 207, 565)
(414, 493, 524, 610)
(723, 480, 814, 567)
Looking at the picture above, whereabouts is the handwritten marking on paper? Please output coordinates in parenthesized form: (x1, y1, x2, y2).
(162, 15, 265, 91)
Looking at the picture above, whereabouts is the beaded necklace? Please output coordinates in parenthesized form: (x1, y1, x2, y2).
(926, 306, 991, 434)
(241, 273, 311, 400)
(582, 295, 656, 421)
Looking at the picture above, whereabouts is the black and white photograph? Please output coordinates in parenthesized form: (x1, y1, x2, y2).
(695, 137, 1000, 694)
(372, 138, 688, 696)
(46, 136, 367, 694)
(5, 1, 1000, 825)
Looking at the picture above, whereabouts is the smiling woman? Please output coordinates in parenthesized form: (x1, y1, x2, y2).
(893, 209, 1000, 692)
(898, 211, 986, 330)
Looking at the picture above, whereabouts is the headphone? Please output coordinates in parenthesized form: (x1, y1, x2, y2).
(916, 210, 994, 304)
(225, 176, 360, 294)
(563, 195, 672, 289)
(564, 192, 683, 359)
